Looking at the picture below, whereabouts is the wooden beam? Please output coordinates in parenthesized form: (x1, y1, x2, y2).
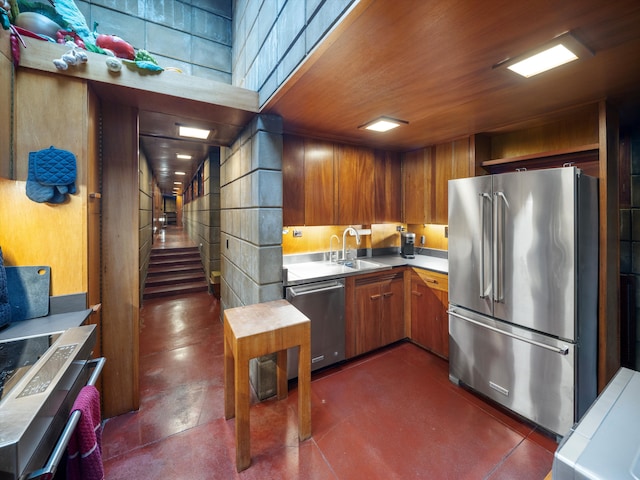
(101, 102, 140, 417)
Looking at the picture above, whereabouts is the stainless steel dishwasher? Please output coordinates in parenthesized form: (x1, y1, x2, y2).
(285, 278, 345, 379)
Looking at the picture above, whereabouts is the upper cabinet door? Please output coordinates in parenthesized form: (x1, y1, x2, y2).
(283, 135, 305, 226)
(336, 144, 374, 225)
(304, 138, 336, 225)
(433, 137, 471, 224)
(402, 147, 432, 224)
(374, 150, 401, 223)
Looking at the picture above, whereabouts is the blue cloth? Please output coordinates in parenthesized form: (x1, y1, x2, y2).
(26, 146, 77, 204)
(0, 248, 10, 329)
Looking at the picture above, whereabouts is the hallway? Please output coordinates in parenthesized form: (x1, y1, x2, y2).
(101, 229, 556, 479)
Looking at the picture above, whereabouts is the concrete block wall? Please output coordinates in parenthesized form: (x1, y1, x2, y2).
(232, 0, 357, 105)
(220, 114, 283, 313)
(622, 130, 640, 369)
(183, 149, 222, 283)
(76, 0, 232, 82)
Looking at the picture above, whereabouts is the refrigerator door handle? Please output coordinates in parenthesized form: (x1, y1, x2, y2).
(448, 309, 570, 355)
(493, 192, 507, 303)
(479, 192, 492, 298)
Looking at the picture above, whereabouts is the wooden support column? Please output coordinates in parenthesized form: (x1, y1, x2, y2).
(598, 100, 621, 390)
(101, 102, 140, 417)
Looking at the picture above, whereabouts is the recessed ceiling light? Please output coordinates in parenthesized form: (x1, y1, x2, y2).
(359, 116, 408, 132)
(175, 171, 186, 175)
(500, 32, 593, 78)
(178, 126, 210, 139)
(174, 181, 182, 185)
(176, 154, 192, 160)
(507, 45, 577, 77)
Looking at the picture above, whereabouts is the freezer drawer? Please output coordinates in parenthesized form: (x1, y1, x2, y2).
(449, 307, 575, 435)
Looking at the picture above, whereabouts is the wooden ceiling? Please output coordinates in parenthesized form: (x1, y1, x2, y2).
(262, 0, 640, 151)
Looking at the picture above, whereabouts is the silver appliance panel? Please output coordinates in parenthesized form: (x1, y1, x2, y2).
(449, 307, 575, 435)
(285, 279, 345, 379)
(448, 174, 493, 317)
(0, 325, 97, 480)
(553, 368, 640, 480)
(448, 167, 598, 342)
(493, 168, 579, 340)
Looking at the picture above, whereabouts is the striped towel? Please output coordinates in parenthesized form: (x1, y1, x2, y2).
(67, 385, 104, 480)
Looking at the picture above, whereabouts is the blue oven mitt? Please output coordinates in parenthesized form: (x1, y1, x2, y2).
(26, 146, 77, 204)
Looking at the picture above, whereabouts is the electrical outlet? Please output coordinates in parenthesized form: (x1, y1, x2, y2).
(293, 229, 303, 237)
(396, 225, 403, 232)
(444, 226, 449, 238)
(420, 235, 425, 245)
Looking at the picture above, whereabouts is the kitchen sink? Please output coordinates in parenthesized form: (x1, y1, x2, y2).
(284, 258, 391, 286)
(341, 259, 387, 270)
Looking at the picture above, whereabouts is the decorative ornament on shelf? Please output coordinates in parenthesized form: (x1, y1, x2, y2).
(105, 55, 122, 73)
(52, 40, 88, 70)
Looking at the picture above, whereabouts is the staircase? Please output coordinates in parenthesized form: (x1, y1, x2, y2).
(143, 246, 208, 299)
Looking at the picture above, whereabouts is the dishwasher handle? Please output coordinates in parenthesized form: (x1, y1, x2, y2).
(287, 282, 344, 298)
(27, 357, 106, 480)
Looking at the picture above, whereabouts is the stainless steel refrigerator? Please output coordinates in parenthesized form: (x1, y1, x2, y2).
(447, 166, 598, 436)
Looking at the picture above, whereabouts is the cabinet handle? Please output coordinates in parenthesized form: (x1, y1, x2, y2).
(383, 292, 393, 298)
(370, 294, 381, 300)
(425, 278, 437, 284)
(411, 291, 422, 297)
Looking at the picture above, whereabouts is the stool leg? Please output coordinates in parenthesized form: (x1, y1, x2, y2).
(235, 354, 251, 472)
(276, 350, 288, 400)
(223, 335, 235, 420)
(297, 333, 312, 441)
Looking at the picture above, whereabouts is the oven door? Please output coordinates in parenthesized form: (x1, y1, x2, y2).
(0, 325, 103, 480)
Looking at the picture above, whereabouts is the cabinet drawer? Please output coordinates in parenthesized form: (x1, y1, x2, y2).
(413, 268, 448, 292)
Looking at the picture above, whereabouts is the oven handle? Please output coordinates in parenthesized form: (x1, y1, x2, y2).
(26, 357, 106, 480)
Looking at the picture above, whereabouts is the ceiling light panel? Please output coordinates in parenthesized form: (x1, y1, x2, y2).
(359, 116, 408, 132)
(501, 32, 593, 78)
(178, 126, 210, 139)
(507, 45, 578, 77)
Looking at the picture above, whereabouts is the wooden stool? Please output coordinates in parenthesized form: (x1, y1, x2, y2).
(223, 299, 311, 472)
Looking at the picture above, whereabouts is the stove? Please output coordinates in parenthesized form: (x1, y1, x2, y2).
(0, 325, 100, 480)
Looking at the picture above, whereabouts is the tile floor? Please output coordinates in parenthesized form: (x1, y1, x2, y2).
(101, 228, 556, 479)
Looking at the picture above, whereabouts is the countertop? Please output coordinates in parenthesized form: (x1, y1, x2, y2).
(0, 309, 93, 341)
(284, 252, 448, 286)
(372, 254, 449, 274)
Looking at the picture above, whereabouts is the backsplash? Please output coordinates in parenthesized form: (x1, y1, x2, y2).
(282, 223, 448, 255)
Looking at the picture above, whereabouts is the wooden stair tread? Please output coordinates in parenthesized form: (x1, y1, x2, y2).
(143, 280, 208, 299)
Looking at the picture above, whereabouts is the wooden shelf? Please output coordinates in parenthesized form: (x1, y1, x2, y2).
(481, 143, 599, 167)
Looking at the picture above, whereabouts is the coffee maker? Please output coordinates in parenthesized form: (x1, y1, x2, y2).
(401, 232, 415, 258)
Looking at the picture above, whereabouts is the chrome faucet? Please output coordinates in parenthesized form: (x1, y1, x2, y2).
(329, 234, 340, 263)
(341, 227, 361, 262)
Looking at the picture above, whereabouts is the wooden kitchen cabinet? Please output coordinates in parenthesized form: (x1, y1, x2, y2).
(410, 269, 449, 359)
(336, 144, 374, 224)
(433, 138, 470, 224)
(282, 135, 336, 226)
(283, 134, 401, 225)
(402, 147, 432, 224)
(348, 270, 405, 357)
(282, 134, 305, 226)
(402, 138, 470, 224)
(374, 150, 402, 223)
(304, 137, 336, 225)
